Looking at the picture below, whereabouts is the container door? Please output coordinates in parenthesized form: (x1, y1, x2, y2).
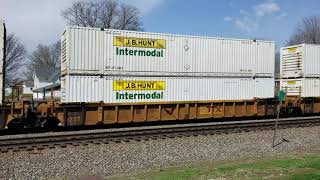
(280, 79, 302, 96)
(280, 45, 303, 78)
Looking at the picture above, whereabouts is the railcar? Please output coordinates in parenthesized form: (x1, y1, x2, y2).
(0, 23, 319, 130)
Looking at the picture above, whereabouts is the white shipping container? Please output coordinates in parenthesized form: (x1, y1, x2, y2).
(281, 78, 320, 97)
(61, 75, 274, 103)
(61, 26, 275, 77)
(281, 44, 320, 78)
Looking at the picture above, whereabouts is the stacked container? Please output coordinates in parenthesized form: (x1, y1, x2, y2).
(61, 26, 275, 103)
(280, 44, 320, 97)
(0, 20, 5, 105)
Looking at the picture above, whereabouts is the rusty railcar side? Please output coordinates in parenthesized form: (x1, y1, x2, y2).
(43, 99, 278, 127)
(2, 97, 320, 129)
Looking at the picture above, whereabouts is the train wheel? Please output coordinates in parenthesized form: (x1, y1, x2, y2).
(287, 106, 302, 117)
(7, 119, 24, 131)
(43, 117, 59, 131)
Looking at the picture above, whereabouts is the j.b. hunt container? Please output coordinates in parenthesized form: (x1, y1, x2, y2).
(281, 78, 320, 97)
(281, 44, 320, 78)
(61, 26, 275, 77)
(61, 75, 274, 103)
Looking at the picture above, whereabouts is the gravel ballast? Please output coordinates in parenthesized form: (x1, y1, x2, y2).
(0, 125, 320, 179)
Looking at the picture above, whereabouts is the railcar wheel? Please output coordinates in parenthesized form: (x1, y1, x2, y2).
(287, 106, 302, 117)
(43, 117, 59, 131)
(7, 119, 24, 131)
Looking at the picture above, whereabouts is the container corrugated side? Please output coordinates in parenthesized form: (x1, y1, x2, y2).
(61, 75, 274, 103)
(62, 26, 275, 77)
(280, 78, 320, 97)
(281, 44, 320, 78)
(304, 44, 320, 77)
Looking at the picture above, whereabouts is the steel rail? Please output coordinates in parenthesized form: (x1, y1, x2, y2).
(0, 116, 320, 153)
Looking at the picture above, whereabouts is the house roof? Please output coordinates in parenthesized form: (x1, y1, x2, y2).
(33, 82, 61, 92)
(34, 67, 60, 83)
(24, 81, 34, 87)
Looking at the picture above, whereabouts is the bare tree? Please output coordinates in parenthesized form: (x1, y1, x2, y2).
(115, 3, 142, 30)
(286, 16, 320, 46)
(61, 0, 142, 30)
(5, 34, 27, 86)
(28, 41, 60, 77)
(99, 0, 118, 28)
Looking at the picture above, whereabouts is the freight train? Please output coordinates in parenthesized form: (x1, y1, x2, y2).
(0, 20, 320, 130)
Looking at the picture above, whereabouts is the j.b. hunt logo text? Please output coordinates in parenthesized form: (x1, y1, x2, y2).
(113, 81, 165, 91)
(115, 47, 163, 57)
(113, 36, 166, 49)
(116, 92, 164, 100)
(114, 80, 165, 100)
(113, 36, 166, 57)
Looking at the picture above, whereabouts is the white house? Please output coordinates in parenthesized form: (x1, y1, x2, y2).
(22, 81, 33, 95)
(33, 67, 61, 100)
(4, 87, 12, 97)
(4, 81, 34, 102)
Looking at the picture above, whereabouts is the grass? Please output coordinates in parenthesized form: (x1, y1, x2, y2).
(109, 153, 320, 180)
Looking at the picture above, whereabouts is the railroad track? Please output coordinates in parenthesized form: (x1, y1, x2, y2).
(1, 116, 320, 153)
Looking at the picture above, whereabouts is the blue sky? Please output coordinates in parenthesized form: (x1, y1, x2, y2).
(0, 0, 319, 52)
(142, 0, 320, 49)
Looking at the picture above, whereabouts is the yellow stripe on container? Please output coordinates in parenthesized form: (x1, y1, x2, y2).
(113, 81, 166, 91)
(287, 47, 297, 53)
(113, 36, 166, 49)
(287, 81, 296, 85)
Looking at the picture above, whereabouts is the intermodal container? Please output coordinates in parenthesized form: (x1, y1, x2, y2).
(61, 26, 275, 77)
(61, 75, 274, 103)
(281, 44, 320, 78)
(281, 78, 320, 97)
